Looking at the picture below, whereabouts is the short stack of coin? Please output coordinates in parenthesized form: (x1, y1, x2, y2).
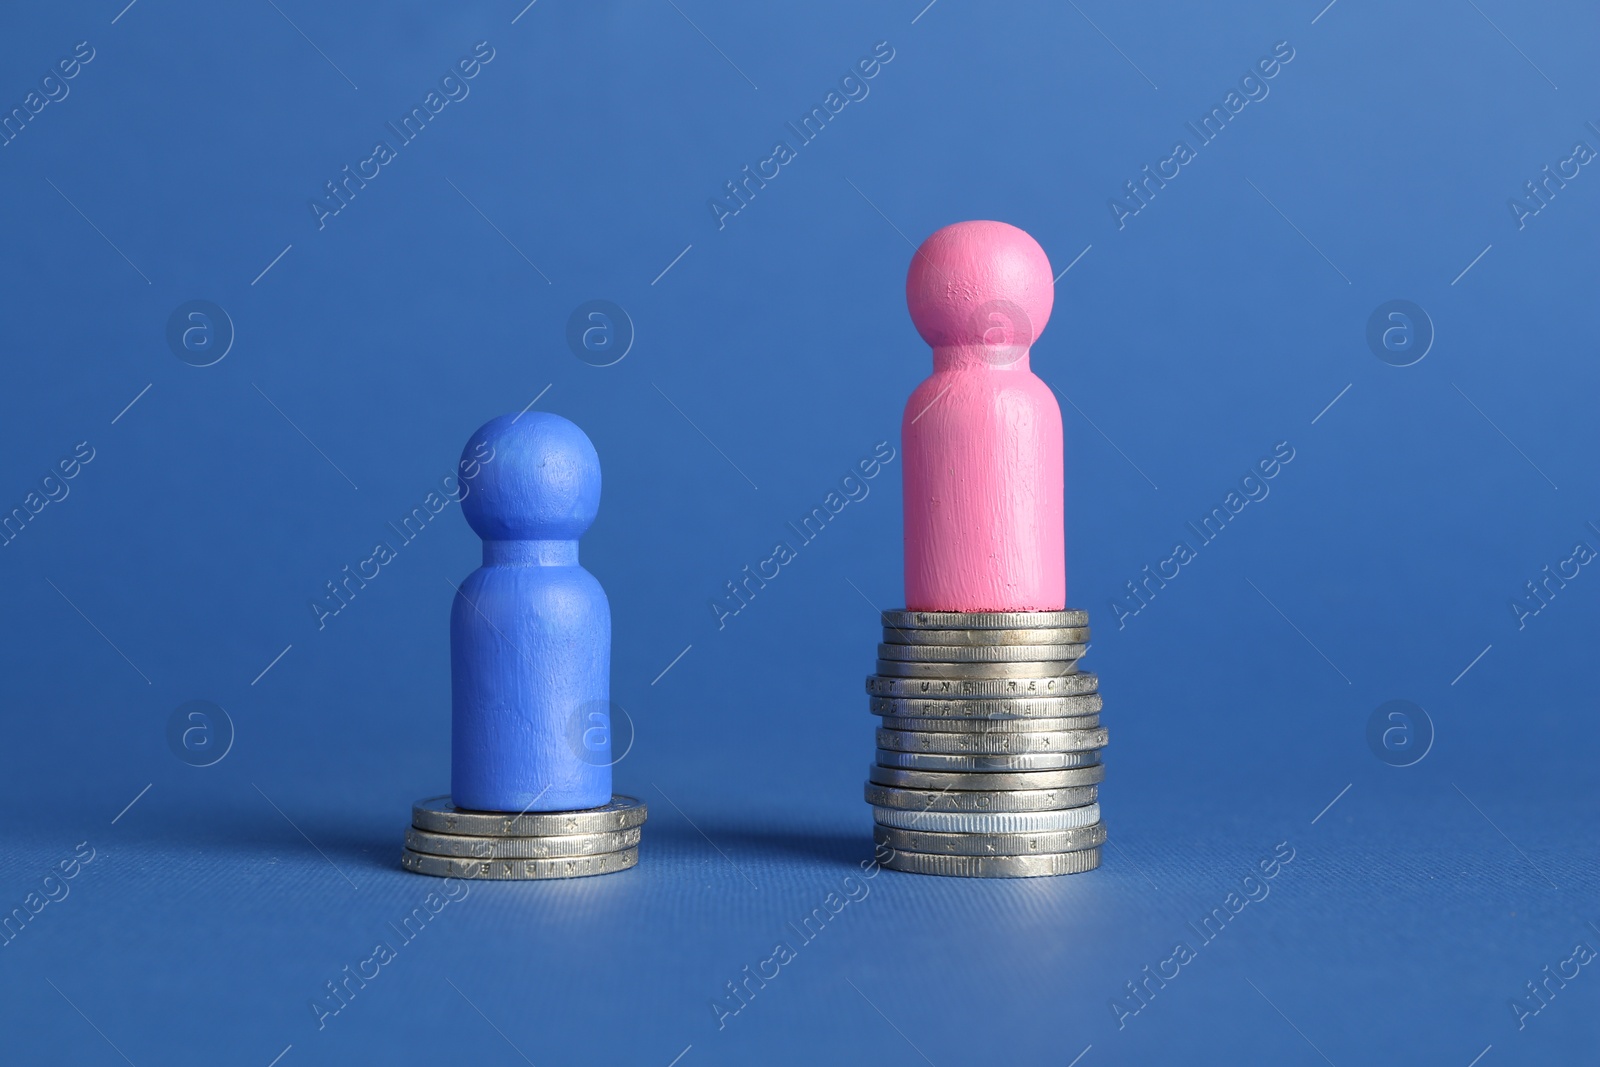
(401, 795, 647, 879)
(865, 609, 1106, 878)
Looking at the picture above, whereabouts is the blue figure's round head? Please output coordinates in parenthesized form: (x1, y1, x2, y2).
(459, 412, 601, 541)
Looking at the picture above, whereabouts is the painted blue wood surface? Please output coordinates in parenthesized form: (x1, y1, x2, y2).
(450, 411, 612, 812)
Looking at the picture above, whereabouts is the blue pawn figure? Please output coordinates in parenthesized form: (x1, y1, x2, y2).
(451, 412, 612, 812)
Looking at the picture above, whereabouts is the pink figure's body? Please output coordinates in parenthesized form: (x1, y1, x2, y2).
(901, 220, 1064, 612)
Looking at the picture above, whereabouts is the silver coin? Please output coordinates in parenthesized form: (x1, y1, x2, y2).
(883, 609, 1089, 630)
(869, 692, 1102, 718)
(864, 782, 1097, 812)
(876, 748, 1100, 771)
(411, 795, 648, 837)
(872, 803, 1100, 833)
(878, 846, 1102, 878)
(400, 846, 638, 879)
(878, 714, 1100, 733)
(866, 673, 1099, 700)
(869, 763, 1106, 790)
(882, 626, 1091, 647)
(877, 642, 1086, 663)
(405, 826, 641, 859)
(875, 660, 1081, 680)
(874, 822, 1107, 856)
(876, 726, 1108, 755)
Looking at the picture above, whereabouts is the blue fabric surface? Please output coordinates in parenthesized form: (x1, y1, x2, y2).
(2, 1, 1598, 1063)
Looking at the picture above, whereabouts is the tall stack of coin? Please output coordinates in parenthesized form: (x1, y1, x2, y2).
(865, 609, 1106, 878)
(401, 795, 647, 880)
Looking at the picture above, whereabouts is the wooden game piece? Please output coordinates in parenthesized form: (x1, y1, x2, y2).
(901, 220, 1065, 612)
(450, 412, 612, 812)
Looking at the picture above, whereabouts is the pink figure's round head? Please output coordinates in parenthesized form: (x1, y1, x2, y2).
(905, 220, 1055, 360)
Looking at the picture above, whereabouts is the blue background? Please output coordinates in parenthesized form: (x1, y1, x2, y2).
(2, 1, 1597, 1063)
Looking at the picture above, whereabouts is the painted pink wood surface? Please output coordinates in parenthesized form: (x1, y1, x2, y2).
(901, 220, 1065, 611)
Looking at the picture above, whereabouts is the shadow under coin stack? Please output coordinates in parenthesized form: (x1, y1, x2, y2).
(403, 796, 648, 880)
(866, 609, 1107, 878)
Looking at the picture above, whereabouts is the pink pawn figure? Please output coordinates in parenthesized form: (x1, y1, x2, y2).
(902, 220, 1064, 611)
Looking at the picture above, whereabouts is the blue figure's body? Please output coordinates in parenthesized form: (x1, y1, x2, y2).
(450, 412, 611, 812)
